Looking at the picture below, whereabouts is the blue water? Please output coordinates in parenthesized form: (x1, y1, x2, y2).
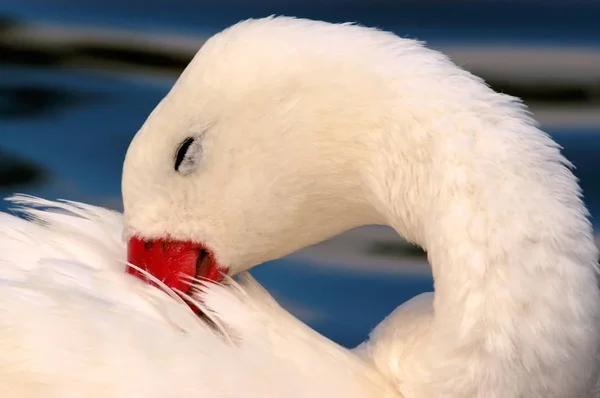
(255, 260, 434, 347)
(1, 3, 600, 347)
(2, 1, 600, 46)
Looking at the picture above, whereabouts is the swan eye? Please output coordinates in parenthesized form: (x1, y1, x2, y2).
(174, 136, 202, 175)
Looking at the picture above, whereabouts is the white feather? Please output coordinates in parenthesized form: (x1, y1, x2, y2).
(0, 195, 400, 398)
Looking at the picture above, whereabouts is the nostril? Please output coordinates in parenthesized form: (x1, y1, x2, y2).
(144, 241, 153, 250)
(195, 249, 209, 277)
(196, 249, 208, 264)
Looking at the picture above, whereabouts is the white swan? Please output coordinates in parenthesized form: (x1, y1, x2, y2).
(1, 16, 599, 398)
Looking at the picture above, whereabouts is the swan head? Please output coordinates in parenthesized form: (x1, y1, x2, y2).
(122, 17, 402, 295)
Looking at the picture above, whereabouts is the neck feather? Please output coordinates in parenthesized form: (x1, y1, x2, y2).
(366, 95, 600, 396)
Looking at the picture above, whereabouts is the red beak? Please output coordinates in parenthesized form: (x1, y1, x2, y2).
(126, 236, 225, 298)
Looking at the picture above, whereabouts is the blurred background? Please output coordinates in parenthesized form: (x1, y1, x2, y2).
(1, 0, 600, 348)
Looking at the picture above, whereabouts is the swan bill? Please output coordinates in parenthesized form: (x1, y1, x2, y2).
(126, 236, 226, 301)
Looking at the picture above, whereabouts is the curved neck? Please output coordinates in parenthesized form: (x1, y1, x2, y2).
(365, 106, 600, 395)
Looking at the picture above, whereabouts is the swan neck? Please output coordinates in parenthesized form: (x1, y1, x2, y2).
(368, 116, 600, 395)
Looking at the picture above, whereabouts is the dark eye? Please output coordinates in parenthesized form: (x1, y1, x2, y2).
(174, 136, 202, 175)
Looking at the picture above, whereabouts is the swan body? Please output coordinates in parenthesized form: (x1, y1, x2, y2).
(1, 15, 600, 397)
(0, 196, 400, 398)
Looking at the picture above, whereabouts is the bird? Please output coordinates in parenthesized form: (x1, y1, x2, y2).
(2, 16, 600, 398)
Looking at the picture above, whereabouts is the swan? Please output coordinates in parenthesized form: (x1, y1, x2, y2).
(1, 15, 599, 398)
